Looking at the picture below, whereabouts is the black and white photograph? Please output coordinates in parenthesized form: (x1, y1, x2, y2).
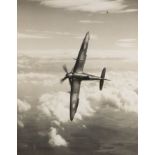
(17, 0, 138, 155)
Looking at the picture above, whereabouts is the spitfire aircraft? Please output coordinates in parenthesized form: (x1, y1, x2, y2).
(61, 32, 110, 121)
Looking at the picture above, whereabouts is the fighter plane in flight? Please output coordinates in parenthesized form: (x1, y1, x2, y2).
(61, 32, 110, 121)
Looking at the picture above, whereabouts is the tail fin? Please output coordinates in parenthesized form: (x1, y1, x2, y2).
(100, 68, 106, 90)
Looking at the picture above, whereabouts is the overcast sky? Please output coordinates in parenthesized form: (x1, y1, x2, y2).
(18, 0, 137, 60)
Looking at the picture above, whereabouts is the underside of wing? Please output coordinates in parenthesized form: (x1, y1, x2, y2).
(73, 32, 90, 73)
(70, 78, 81, 121)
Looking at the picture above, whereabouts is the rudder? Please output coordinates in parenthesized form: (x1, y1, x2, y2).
(100, 68, 106, 90)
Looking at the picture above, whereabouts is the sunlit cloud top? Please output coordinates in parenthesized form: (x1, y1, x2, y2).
(33, 0, 128, 13)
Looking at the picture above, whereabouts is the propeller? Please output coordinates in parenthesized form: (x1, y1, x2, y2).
(60, 76, 67, 83)
(61, 64, 68, 83)
(63, 64, 68, 73)
(61, 64, 72, 87)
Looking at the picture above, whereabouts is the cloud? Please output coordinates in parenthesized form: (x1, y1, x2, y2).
(17, 56, 59, 85)
(84, 71, 138, 113)
(18, 68, 137, 148)
(18, 33, 50, 39)
(48, 127, 68, 147)
(18, 72, 57, 86)
(48, 31, 98, 40)
(79, 20, 104, 24)
(34, 0, 128, 13)
(38, 91, 94, 122)
(102, 8, 138, 14)
(18, 99, 31, 112)
(53, 120, 61, 126)
(37, 71, 137, 124)
(17, 53, 137, 150)
(17, 99, 31, 127)
(18, 30, 98, 42)
(118, 8, 138, 13)
(51, 31, 73, 36)
(18, 58, 137, 124)
(38, 92, 69, 122)
(116, 38, 137, 48)
(50, 31, 98, 40)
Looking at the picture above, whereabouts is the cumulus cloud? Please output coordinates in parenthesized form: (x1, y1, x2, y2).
(18, 99, 31, 112)
(33, 0, 128, 13)
(48, 127, 68, 147)
(18, 68, 137, 148)
(17, 55, 137, 144)
(17, 99, 31, 127)
(84, 71, 138, 113)
(37, 71, 137, 124)
(38, 91, 94, 122)
(53, 120, 61, 126)
(38, 92, 69, 122)
(18, 57, 137, 122)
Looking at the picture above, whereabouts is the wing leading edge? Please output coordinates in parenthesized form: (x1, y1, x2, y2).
(73, 32, 90, 73)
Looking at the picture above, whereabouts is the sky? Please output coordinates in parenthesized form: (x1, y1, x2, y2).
(17, 1, 138, 155)
(18, 0, 137, 62)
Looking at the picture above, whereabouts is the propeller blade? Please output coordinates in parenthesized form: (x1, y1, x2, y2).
(60, 76, 67, 83)
(63, 65, 68, 73)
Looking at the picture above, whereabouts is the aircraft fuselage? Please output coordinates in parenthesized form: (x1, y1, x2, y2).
(67, 72, 102, 81)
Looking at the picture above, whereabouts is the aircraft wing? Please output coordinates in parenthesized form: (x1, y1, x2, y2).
(70, 78, 81, 121)
(73, 32, 90, 73)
